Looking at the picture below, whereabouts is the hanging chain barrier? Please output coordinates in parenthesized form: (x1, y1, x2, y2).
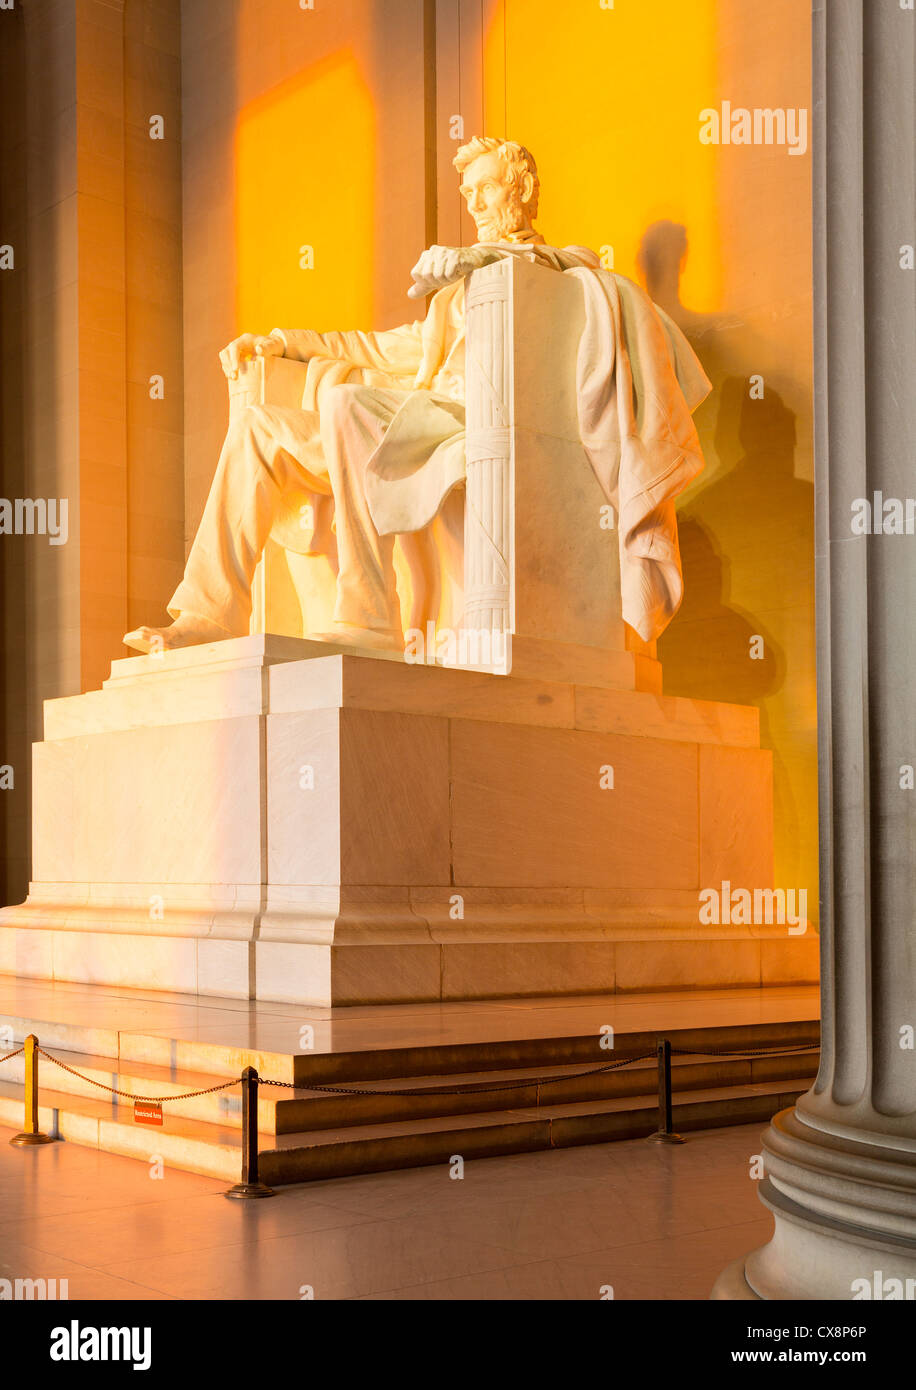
(670, 1043, 820, 1059)
(257, 1049, 658, 1097)
(36, 1048, 238, 1104)
(1, 1031, 820, 1194)
(0, 1036, 821, 1106)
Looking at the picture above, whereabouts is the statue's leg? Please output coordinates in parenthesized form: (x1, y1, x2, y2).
(317, 383, 408, 646)
(398, 528, 441, 633)
(124, 404, 327, 652)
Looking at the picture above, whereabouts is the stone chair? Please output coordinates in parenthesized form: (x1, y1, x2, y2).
(228, 254, 659, 690)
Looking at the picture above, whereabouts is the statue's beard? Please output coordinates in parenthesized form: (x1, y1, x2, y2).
(473, 191, 527, 242)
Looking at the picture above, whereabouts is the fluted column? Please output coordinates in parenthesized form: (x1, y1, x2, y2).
(715, 0, 916, 1300)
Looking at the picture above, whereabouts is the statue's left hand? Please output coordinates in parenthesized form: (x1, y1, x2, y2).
(407, 244, 499, 300)
(219, 332, 285, 380)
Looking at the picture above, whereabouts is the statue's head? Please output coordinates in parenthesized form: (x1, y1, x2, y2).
(453, 136, 540, 242)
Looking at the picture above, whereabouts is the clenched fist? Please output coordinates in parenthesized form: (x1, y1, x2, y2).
(219, 332, 284, 380)
(407, 244, 500, 300)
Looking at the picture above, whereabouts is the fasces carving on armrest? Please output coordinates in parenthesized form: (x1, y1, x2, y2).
(463, 258, 512, 637)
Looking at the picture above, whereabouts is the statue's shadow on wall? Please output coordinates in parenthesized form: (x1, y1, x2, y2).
(641, 222, 815, 722)
(660, 381, 812, 710)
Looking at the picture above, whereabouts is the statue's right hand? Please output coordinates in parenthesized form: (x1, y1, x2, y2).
(219, 333, 284, 379)
(408, 244, 500, 299)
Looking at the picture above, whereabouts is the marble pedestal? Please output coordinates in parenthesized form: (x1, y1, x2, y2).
(0, 636, 816, 1005)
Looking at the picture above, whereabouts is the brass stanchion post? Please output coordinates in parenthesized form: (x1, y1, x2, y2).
(225, 1066, 275, 1198)
(647, 1038, 685, 1145)
(10, 1035, 55, 1146)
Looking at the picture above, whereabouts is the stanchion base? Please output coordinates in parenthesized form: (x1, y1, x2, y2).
(646, 1130, 686, 1145)
(10, 1132, 55, 1147)
(224, 1181, 275, 1199)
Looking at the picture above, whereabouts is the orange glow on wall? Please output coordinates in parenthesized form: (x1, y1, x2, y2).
(483, 0, 721, 309)
(481, 0, 816, 914)
(235, 50, 376, 335)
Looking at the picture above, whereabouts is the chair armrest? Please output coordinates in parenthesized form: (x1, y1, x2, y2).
(227, 354, 311, 421)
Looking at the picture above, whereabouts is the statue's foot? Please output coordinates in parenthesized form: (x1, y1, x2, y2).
(309, 624, 403, 654)
(123, 614, 230, 654)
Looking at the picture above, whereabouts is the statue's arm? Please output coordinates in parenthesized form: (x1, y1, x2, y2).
(405, 243, 601, 298)
(270, 322, 425, 375)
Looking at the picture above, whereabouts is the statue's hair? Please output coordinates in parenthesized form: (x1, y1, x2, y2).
(453, 136, 540, 219)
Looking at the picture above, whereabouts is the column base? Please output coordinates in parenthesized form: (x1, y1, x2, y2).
(710, 1256, 761, 1300)
(712, 1106, 916, 1300)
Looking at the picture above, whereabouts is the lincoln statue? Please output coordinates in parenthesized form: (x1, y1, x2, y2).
(124, 137, 711, 656)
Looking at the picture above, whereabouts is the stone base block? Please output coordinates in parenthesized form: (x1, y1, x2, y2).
(0, 922, 818, 1007)
(0, 920, 253, 997)
(255, 935, 819, 1006)
(0, 636, 815, 1006)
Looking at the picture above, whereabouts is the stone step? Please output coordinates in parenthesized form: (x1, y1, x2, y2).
(118, 1016, 821, 1084)
(0, 1072, 812, 1186)
(0, 1000, 819, 1084)
(0, 1047, 248, 1132)
(263, 1050, 817, 1133)
(0, 981, 820, 1179)
(259, 1078, 817, 1184)
(0, 1039, 817, 1134)
(259, 1073, 817, 1184)
(0, 1079, 246, 1182)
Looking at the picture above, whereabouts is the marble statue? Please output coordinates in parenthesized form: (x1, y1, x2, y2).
(4, 143, 804, 1016)
(124, 136, 710, 655)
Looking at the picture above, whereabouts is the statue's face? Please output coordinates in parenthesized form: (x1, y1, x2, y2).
(459, 151, 529, 241)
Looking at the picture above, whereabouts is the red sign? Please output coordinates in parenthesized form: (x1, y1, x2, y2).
(134, 1102, 163, 1126)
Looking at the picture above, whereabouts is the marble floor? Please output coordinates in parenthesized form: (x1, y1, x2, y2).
(0, 1118, 773, 1300)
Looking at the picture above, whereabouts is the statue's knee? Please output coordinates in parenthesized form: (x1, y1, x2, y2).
(226, 403, 270, 446)
(323, 382, 366, 424)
